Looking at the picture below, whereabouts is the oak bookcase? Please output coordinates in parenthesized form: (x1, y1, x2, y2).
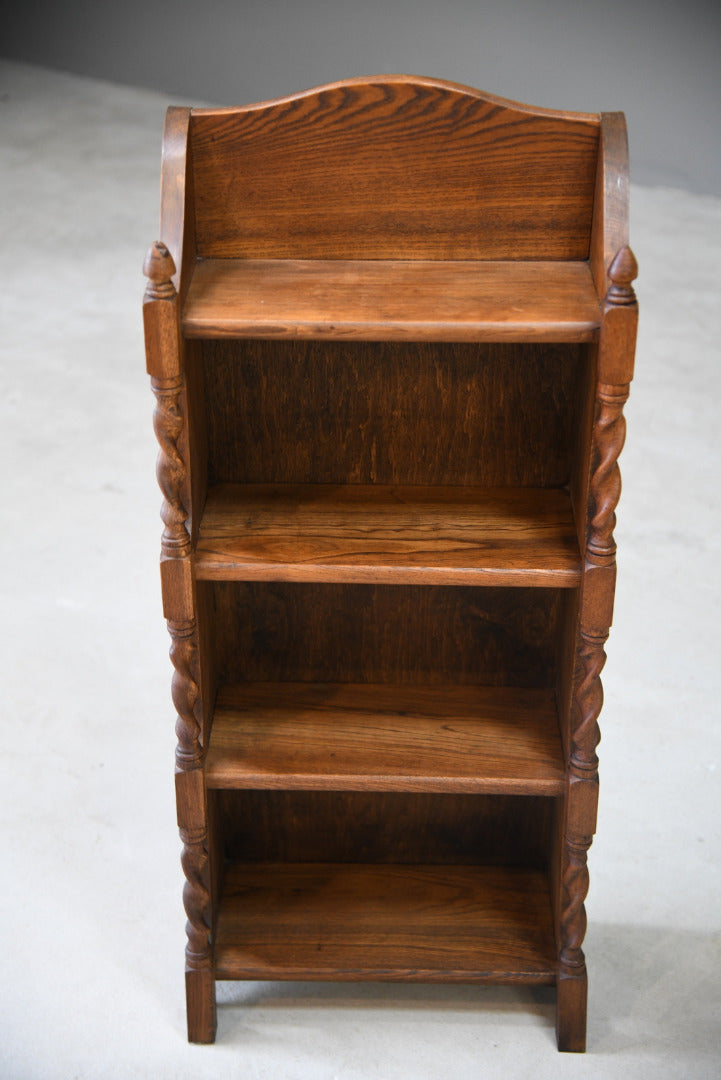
(143, 76, 638, 1051)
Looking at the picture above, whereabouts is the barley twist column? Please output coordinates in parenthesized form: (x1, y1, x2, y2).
(144, 241, 216, 1042)
(557, 245, 637, 1052)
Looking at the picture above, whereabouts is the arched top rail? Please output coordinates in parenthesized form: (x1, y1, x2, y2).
(184, 75, 603, 261)
(193, 75, 600, 125)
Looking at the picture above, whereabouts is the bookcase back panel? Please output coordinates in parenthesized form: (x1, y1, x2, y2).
(189, 78, 598, 260)
(202, 340, 586, 488)
(217, 790, 555, 868)
(209, 582, 561, 688)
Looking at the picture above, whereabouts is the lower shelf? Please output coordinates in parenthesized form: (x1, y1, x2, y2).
(214, 863, 557, 984)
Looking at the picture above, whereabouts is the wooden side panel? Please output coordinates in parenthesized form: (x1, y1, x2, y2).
(202, 340, 585, 489)
(160, 106, 197, 305)
(182, 342, 207, 547)
(590, 113, 630, 297)
(146, 115, 214, 1042)
(568, 344, 598, 552)
(190, 77, 599, 260)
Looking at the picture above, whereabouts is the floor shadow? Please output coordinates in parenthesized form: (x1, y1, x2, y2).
(215, 921, 721, 1057)
(217, 979, 558, 1046)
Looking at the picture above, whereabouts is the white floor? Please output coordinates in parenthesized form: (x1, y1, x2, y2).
(1, 60, 719, 1080)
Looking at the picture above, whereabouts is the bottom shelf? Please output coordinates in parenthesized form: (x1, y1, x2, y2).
(214, 863, 556, 984)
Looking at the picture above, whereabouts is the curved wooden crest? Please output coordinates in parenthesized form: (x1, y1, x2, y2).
(186, 75, 601, 261)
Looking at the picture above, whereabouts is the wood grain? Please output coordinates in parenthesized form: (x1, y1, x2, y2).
(202, 340, 586, 489)
(214, 863, 556, 982)
(219, 791, 554, 867)
(183, 259, 601, 342)
(159, 106, 196, 307)
(205, 683, 564, 794)
(212, 583, 562, 688)
(590, 113, 630, 298)
(195, 484, 582, 587)
(146, 72, 637, 1049)
(190, 76, 599, 260)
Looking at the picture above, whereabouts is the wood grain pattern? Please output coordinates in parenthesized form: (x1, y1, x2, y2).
(205, 683, 564, 794)
(169, 618, 203, 772)
(183, 259, 601, 342)
(143, 242, 180, 380)
(215, 863, 556, 982)
(219, 791, 554, 867)
(146, 73, 637, 1049)
(144, 243, 191, 564)
(195, 484, 581, 587)
(212, 583, 562, 688)
(190, 76, 599, 260)
(202, 340, 586, 489)
(180, 824, 215, 1042)
(590, 114, 630, 298)
(159, 106, 196, 306)
(556, 243, 638, 1052)
(170, 621, 216, 1042)
(587, 385, 629, 563)
(148, 146, 216, 1042)
(151, 377, 190, 559)
(556, 961, 588, 1053)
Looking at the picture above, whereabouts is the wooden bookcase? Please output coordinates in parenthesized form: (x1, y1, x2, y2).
(143, 76, 638, 1052)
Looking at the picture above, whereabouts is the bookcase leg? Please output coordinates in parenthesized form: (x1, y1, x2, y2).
(186, 967, 217, 1044)
(556, 969, 587, 1052)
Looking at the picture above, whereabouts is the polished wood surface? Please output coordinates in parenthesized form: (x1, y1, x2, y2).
(190, 76, 598, 261)
(183, 259, 601, 342)
(590, 113, 630, 298)
(205, 683, 565, 794)
(143, 238, 216, 1044)
(202, 340, 586, 489)
(159, 106, 196, 306)
(215, 863, 556, 982)
(146, 74, 637, 1049)
(195, 484, 581, 586)
(556, 247, 638, 1053)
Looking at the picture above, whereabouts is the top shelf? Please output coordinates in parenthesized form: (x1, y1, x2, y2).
(182, 258, 601, 343)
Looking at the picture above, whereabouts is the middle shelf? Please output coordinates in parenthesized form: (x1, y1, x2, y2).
(204, 682, 566, 795)
(194, 483, 582, 587)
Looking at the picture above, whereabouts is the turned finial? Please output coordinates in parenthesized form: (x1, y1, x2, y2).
(143, 241, 177, 300)
(606, 245, 638, 306)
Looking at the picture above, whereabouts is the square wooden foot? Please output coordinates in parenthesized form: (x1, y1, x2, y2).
(556, 969, 587, 1052)
(186, 967, 217, 1044)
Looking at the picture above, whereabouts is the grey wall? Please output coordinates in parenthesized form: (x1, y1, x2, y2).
(4, 0, 721, 195)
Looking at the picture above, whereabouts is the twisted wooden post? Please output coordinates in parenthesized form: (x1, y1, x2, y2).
(587, 384, 628, 563)
(152, 374, 191, 558)
(144, 241, 216, 1042)
(557, 245, 637, 1052)
(170, 618, 203, 772)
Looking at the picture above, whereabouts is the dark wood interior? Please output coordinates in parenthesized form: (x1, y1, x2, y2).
(199, 339, 588, 487)
(203, 582, 563, 687)
(215, 790, 555, 866)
